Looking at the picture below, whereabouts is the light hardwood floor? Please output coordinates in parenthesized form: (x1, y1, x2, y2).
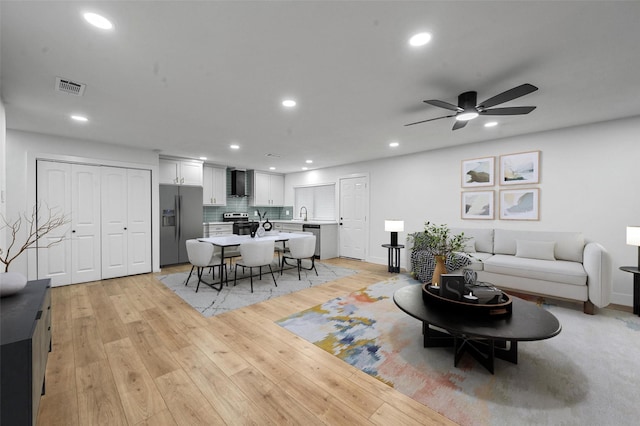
(37, 258, 456, 426)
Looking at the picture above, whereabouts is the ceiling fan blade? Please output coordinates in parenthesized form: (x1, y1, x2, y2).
(479, 106, 536, 115)
(477, 84, 538, 109)
(404, 114, 456, 127)
(424, 99, 462, 112)
(452, 120, 468, 131)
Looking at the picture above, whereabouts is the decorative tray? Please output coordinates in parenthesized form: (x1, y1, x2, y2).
(422, 283, 513, 318)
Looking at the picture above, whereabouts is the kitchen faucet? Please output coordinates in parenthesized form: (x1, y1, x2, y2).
(300, 206, 308, 221)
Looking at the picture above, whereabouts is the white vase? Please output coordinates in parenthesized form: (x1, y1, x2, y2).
(0, 271, 28, 297)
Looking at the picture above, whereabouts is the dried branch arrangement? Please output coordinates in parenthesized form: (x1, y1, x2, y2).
(0, 203, 70, 272)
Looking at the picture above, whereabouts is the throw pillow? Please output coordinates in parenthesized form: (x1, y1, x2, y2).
(463, 237, 476, 253)
(516, 240, 556, 261)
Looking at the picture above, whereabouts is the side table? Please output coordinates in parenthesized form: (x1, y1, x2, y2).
(620, 266, 640, 316)
(382, 244, 404, 273)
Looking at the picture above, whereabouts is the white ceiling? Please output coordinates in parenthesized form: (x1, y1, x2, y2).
(2, 1, 640, 174)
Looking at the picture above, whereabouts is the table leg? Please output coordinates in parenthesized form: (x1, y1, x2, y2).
(633, 274, 640, 315)
(220, 246, 226, 288)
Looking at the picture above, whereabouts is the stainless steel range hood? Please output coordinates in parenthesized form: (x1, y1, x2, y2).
(230, 170, 246, 197)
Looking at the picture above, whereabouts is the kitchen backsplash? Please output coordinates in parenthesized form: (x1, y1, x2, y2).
(203, 203, 294, 222)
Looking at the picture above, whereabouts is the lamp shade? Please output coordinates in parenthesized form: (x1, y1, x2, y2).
(385, 220, 404, 233)
(627, 226, 640, 246)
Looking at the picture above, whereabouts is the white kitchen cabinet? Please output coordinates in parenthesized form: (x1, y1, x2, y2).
(274, 222, 304, 232)
(159, 158, 203, 186)
(203, 165, 227, 205)
(203, 223, 233, 237)
(319, 223, 338, 259)
(250, 171, 284, 206)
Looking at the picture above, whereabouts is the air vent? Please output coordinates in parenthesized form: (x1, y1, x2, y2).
(55, 77, 86, 96)
(265, 153, 281, 158)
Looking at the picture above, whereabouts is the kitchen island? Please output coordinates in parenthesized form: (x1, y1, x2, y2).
(270, 220, 338, 259)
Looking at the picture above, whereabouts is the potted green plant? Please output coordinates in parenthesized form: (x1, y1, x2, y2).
(407, 222, 470, 285)
(0, 203, 69, 297)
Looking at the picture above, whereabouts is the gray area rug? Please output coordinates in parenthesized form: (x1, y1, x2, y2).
(157, 260, 357, 317)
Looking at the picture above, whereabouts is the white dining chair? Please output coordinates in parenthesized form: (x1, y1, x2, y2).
(281, 235, 318, 280)
(185, 239, 224, 292)
(275, 230, 312, 267)
(234, 239, 277, 293)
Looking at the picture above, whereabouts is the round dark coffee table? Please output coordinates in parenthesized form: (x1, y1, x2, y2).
(393, 284, 561, 374)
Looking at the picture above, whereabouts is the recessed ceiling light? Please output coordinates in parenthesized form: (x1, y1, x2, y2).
(282, 99, 296, 107)
(70, 115, 88, 122)
(389, 142, 399, 148)
(305, 160, 313, 164)
(83, 12, 113, 30)
(302, 167, 308, 171)
(230, 144, 240, 150)
(199, 157, 207, 160)
(269, 167, 276, 170)
(409, 32, 432, 47)
(484, 121, 498, 128)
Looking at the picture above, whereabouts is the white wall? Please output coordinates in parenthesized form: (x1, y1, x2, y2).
(5, 129, 161, 277)
(285, 116, 640, 306)
(0, 100, 6, 262)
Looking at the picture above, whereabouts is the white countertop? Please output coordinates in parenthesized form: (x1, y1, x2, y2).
(270, 220, 338, 225)
(199, 232, 309, 246)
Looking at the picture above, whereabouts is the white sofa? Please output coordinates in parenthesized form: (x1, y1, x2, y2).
(449, 228, 612, 314)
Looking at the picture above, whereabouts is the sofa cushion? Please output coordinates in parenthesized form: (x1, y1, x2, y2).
(483, 254, 587, 286)
(493, 229, 584, 262)
(450, 228, 494, 254)
(516, 240, 556, 261)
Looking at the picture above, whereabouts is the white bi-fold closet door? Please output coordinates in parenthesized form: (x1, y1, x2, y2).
(101, 166, 152, 279)
(37, 161, 151, 287)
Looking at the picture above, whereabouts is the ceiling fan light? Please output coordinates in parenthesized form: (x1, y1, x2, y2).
(456, 111, 479, 121)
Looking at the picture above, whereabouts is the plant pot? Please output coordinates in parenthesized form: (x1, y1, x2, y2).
(432, 255, 447, 286)
(0, 272, 28, 297)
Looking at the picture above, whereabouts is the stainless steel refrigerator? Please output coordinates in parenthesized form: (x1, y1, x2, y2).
(160, 185, 203, 266)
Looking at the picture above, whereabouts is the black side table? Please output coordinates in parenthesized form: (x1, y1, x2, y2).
(620, 266, 640, 316)
(382, 244, 404, 273)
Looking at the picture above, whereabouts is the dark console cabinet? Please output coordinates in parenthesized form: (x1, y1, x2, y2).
(1, 279, 52, 426)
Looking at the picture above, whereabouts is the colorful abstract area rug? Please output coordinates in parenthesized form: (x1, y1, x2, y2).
(277, 274, 640, 425)
(158, 261, 356, 317)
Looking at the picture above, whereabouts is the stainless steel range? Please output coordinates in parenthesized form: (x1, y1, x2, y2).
(223, 212, 254, 235)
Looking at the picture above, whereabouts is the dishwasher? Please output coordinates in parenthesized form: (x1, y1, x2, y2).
(302, 224, 321, 259)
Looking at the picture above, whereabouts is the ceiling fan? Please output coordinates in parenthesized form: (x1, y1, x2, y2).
(405, 83, 538, 130)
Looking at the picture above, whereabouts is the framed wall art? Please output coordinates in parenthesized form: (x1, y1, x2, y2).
(499, 151, 540, 185)
(461, 190, 494, 220)
(461, 156, 495, 187)
(499, 188, 539, 220)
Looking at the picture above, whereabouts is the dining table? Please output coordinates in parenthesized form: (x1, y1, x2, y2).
(198, 232, 310, 290)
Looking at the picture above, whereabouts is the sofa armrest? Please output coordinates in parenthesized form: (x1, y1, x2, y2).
(583, 242, 612, 308)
